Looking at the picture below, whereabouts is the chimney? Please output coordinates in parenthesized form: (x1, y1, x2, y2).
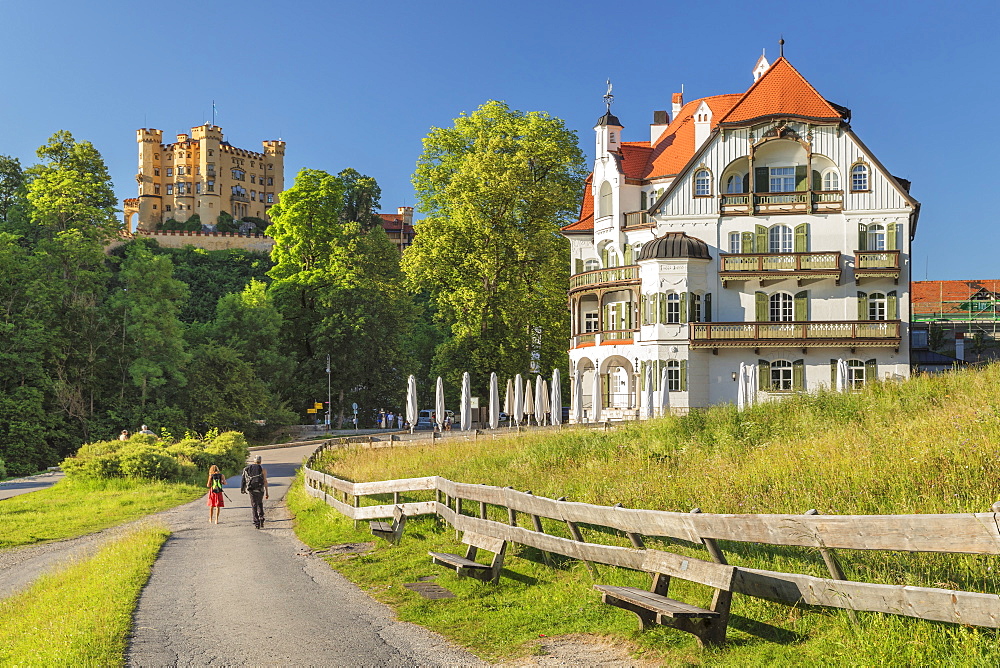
(955, 332, 965, 361)
(650, 110, 670, 144)
(671, 93, 683, 120)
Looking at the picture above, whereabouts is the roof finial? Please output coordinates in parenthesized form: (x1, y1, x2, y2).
(779, 36, 785, 58)
(604, 79, 614, 112)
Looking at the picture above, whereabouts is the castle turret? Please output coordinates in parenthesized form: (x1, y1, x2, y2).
(192, 124, 223, 227)
(262, 140, 286, 215)
(136, 128, 163, 232)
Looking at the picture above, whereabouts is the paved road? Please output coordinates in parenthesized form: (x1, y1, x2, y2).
(0, 471, 65, 500)
(127, 443, 482, 667)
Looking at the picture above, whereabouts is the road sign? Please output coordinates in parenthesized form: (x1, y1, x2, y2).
(307, 408, 317, 414)
(314, 402, 323, 409)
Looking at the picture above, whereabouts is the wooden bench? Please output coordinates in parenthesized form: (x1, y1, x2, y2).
(369, 505, 407, 545)
(594, 551, 737, 647)
(428, 531, 507, 584)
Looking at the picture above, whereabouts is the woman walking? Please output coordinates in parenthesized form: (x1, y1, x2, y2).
(206, 464, 226, 523)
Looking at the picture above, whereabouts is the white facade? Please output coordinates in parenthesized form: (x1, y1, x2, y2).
(564, 57, 919, 420)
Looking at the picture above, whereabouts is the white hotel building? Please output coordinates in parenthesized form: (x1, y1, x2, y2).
(563, 56, 920, 419)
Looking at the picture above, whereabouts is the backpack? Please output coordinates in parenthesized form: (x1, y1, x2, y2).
(244, 465, 264, 492)
(211, 474, 223, 492)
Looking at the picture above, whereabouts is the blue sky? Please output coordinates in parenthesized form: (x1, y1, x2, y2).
(0, 0, 996, 280)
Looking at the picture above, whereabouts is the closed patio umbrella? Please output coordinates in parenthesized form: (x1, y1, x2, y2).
(836, 358, 849, 393)
(572, 372, 583, 423)
(737, 362, 747, 411)
(460, 371, 472, 431)
(435, 376, 445, 432)
(591, 369, 602, 423)
(505, 378, 514, 426)
(489, 372, 500, 429)
(746, 363, 758, 408)
(538, 376, 548, 426)
(514, 373, 524, 425)
(551, 368, 562, 426)
(524, 378, 534, 425)
(659, 365, 670, 416)
(406, 375, 418, 433)
(644, 364, 654, 419)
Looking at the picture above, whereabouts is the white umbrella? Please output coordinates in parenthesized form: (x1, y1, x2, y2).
(572, 372, 583, 423)
(644, 364, 654, 419)
(435, 376, 445, 431)
(659, 365, 670, 415)
(524, 378, 534, 425)
(836, 358, 849, 393)
(539, 377, 549, 426)
(489, 372, 500, 429)
(591, 369, 602, 423)
(737, 362, 747, 411)
(406, 375, 418, 432)
(460, 371, 472, 431)
(746, 363, 758, 408)
(504, 378, 513, 426)
(514, 373, 524, 425)
(551, 368, 562, 426)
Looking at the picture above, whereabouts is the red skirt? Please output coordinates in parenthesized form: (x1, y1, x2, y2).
(207, 490, 224, 507)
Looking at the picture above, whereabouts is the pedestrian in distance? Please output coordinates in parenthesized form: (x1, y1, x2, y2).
(119, 429, 129, 441)
(138, 424, 155, 436)
(207, 464, 226, 524)
(240, 455, 268, 529)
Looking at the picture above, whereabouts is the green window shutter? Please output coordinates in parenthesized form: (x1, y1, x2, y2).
(679, 360, 688, 391)
(658, 293, 666, 324)
(758, 359, 770, 391)
(742, 231, 754, 253)
(830, 359, 838, 386)
(795, 165, 808, 191)
(865, 358, 878, 383)
(794, 223, 809, 253)
(705, 293, 712, 322)
(858, 223, 868, 251)
(887, 291, 898, 320)
(887, 223, 898, 251)
(575, 258, 584, 274)
(679, 292, 688, 323)
(624, 245, 633, 265)
(857, 291, 869, 321)
(602, 374, 611, 408)
(812, 169, 822, 191)
(755, 225, 767, 253)
(639, 362, 646, 391)
(793, 359, 805, 391)
(640, 191, 647, 210)
(794, 290, 809, 321)
(754, 166, 768, 192)
(755, 291, 768, 322)
(601, 247, 609, 267)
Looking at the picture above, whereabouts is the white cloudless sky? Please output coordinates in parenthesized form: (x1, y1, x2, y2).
(0, 0, 995, 279)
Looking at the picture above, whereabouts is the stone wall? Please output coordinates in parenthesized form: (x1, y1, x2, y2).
(133, 230, 276, 253)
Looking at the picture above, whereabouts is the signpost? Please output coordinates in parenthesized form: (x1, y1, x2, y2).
(352, 402, 358, 432)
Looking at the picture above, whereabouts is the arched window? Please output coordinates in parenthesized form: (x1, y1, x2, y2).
(598, 181, 613, 217)
(584, 258, 600, 271)
(666, 360, 681, 392)
(851, 163, 869, 191)
(822, 170, 840, 191)
(770, 360, 793, 391)
(725, 174, 746, 194)
(667, 293, 680, 323)
(868, 292, 887, 321)
(867, 224, 886, 251)
(769, 225, 793, 253)
(847, 359, 866, 388)
(694, 169, 712, 197)
(769, 293, 794, 322)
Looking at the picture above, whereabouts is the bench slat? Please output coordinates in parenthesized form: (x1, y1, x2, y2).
(595, 585, 719, 619)
(429, 551, 492, 570)
(462, 531, 505, 554)
(369, 521, 392, 533)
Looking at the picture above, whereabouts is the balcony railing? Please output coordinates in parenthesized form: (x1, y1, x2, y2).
(569, 265, 640, 292)
(624, 211, 654, 228)
(720, 252, 842, 285)
(721, 191, 844, 215)
(855, 250, 901, 283)
(690, 320, 901, 348)
(571, 329, 637, 347)
(573, 333, 596, 346)
(602, 329, 636, 342)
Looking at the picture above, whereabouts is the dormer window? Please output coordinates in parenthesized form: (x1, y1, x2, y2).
(598, 181, 613, 218)
(822, 169, 840, 191)
(851, 162, 870, 192)
(694, 168, 712, 197)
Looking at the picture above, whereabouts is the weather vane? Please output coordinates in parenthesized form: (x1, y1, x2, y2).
(604, 79, 614, 112)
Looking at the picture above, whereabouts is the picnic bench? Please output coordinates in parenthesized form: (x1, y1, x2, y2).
(429, 531, 507, 584)
(594, 552, 736, 647)
(369, 505, 407, 544)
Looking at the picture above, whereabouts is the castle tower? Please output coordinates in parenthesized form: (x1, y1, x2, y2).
(262, 139, 286, 215)
(136, 128, 163, 232)
(192, 124, 222, 226)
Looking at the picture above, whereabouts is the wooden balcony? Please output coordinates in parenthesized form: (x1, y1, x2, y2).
(569, 265, 640, 294)
(720, 252, 841, 286)
(623, 211, 655, 229)
(721, 191, 843, 216)
(690, 320, 901, 350)
(571, 329, 636, 347)
(855, 250, 900, 284)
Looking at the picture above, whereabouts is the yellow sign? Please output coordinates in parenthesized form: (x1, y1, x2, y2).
(314, 402, 323, 409)
(307, 408, 317, 414)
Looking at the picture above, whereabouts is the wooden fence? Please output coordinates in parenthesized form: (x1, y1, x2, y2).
(303, 442, 1000, 629)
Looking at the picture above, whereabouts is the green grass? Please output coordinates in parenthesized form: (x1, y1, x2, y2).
(0, 478, 202, 549)
(0, 524, 169, 666)
(288, 363, 1000, 665)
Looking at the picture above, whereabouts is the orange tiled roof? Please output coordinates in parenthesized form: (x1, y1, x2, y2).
(912, 280, 1000, 316)
(562, 173, 594, 232)
(645, 94, 742, 178)
(718, 57, 844, 125)
(619, 142, 653, 180)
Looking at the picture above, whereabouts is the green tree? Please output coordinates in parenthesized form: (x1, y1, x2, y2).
(0, 155, 24, 224)
(337, 168, 383, 231)
(404, 100, 586, 395)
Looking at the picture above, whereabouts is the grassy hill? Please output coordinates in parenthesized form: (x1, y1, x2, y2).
(294, 364, 1000, 665)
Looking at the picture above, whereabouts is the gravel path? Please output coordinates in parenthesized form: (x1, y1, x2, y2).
(126, 443, 484, 667)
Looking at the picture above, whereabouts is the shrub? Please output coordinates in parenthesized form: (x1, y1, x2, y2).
(118, 445, 181, 480)
(0, 456, 7, 479)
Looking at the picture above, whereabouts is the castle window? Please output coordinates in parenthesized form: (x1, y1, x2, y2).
(154, 168, 160, 177)
(267, 177, 273, 186)
(177, 166, 185, 176)
(851, 163, 870, 192)
(166, 184, 173, 195)
(165, 205, 171, 212)
(196, 183, 202, 194)
(232, 169, 245, 181)
(207, 180, 215, 192)
(251, 191, 256, 201)
(166, 168, 173, 177)
(154, 185, 160, 195)
(208, 149, 214, 156)
(250, 175, 256, 184)
(267, 193, 274, 203)
(153, 204, 157, 210)
(694, 169, 711, 197)
(154, 153, 159, 160)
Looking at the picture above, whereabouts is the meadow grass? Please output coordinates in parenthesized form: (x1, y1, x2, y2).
(290, 363, 1000, 665)
(0, 524, 169, 667)
(0, 478, 202, 549)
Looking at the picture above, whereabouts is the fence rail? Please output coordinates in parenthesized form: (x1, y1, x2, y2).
(303, 444, 1000, 629)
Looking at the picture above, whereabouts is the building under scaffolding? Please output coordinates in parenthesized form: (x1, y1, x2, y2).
(911, 280, 1000, 363)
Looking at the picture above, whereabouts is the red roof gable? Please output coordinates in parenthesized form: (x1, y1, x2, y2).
(619, 142, 653, 180)
(718, 57, 844, 125)
(563, 173, 594, 233)
(646, 94, 742, 178)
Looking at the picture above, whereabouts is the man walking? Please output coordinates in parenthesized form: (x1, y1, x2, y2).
(240, 455, 269, 529)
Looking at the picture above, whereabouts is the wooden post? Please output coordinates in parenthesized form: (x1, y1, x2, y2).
(506, 487, 517, 527)
(479, 501, 488, 519)
(690, 508, 727, 564)
(560, 496, 598, 577)
(805, 509, 856, 623)
(615, 502, 645, 549)
(393, 491, 400, 505)
(689, 508, 731, 646)
(455, 497, 463, 541)
(352, 495, 360, 529)
(526, 491, 551, 566)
